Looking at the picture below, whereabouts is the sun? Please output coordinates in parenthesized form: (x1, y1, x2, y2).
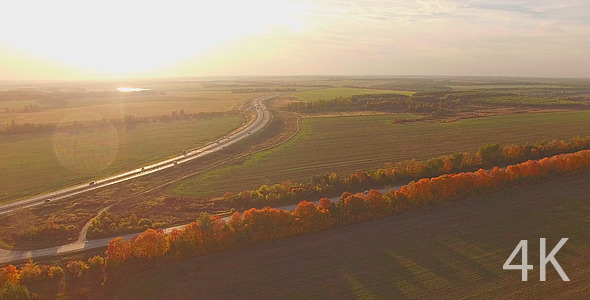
(0, 0, 310, 77)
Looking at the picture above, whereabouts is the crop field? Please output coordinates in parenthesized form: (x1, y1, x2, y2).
(119, 172, 590, 299)
(172, 110, 590, 197)
(0, 100, 41, 110)
(0, 90, 264, 125)
(0, 115, 244, 202)
(135, 79, 316, 92)
(447, 84, 572, 90)
(470, 95, 580, 106)
(291, 87, 414, 102)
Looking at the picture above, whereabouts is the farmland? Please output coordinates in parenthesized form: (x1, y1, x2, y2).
(117, 172, 590, 299)
(172, 110, 590, 197)
(0, 90, 264, 125)
(2, 77, 590, 299)
(291, 87, 414, 102)
(469, 95, 579, 106)
(3, 0, 590, 296)
(0, 115, 244, 202)
(0, 81, 274, 201)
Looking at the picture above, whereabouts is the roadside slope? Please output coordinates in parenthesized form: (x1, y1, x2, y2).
(0, 96, 273, 214)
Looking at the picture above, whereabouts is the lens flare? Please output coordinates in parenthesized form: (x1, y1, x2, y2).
(52, 113, 119, 175)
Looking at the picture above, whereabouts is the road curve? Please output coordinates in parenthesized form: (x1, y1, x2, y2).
(0, 95, 275, 216)
(0, 186, 400, 264)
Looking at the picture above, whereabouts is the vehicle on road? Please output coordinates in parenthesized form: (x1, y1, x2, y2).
(0, 96, 273, 220)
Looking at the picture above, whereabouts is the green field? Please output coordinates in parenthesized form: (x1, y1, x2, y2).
(0, 116, 244, 202)
(447, 84, 571, 90)
(0, 90, 263, 125)
(119, 172, 590, 299)
(0, 100, 42, 110)
(172, 110, 590, 197)
(471, 95, 580, 106)
(291, 88, 414, 102)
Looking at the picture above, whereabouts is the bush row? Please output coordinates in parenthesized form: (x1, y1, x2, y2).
(226, 136, 590, 208)
(0, 256, 105, 299)
(7, 147, 590, 299)
(106, 148, 590, 263)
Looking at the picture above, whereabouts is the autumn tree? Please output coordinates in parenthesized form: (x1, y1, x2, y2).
(293, 201, 331, 233)
(133, 228, 169, 259)
(106, 237, 133, 262)
(503, 144, 527, 164)
(47, 266, 64, 280)
(18, 259, 42, 285)
(389, 190, 411, 213)
(242, 207, 294, 243)
(0, 265, 19, 287)
(66, 260, 89, 278)
(364, 190, 389, 216)
(343, 194, 368, 220)
(318, 198, 332, 210)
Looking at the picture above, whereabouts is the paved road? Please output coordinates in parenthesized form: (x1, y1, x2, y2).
(0, 95, 275, 216)
(0, 186, 400, 264)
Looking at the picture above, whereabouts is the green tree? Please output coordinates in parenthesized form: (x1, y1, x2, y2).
(0, 283, 31, 300)
(476, 144, 503, 167)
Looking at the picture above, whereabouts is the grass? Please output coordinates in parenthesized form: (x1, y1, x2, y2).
(0, 100, 44, 110)
(291, 88, 414, 102)
(0, 90, 264, 125)
(172, 110, 590, 197)
(448, 84, 571, 90)
(0, 115, 244, 202)
(472, 95, 580, 106)
(117, 172, 590, 299)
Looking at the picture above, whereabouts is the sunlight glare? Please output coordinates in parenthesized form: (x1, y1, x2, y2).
(117, 87, 150, 92)
(0, 0, 311, 76)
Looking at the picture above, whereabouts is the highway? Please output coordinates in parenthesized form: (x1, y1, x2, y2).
(0, 95, 274, 216)
(0, 92, 400, 264)
(0, 186, 400, 264)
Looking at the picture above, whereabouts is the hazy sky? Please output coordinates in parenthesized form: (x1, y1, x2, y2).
(1, 0, 589, 80)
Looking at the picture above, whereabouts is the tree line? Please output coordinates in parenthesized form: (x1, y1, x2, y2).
(286, 93, 456, 114)
(87, 212, 162, 239)
(84, 136, 590, 239)
(226, 136, 590, 208)
(344, 79, 453, 92)
(0, 257, 105, 299)
(0, 110, 234, 136)
(231, 88, 296, 93)
(286, 89, 585, 114)
(86, 136, 590, 239)
(103, 148, 590, 278)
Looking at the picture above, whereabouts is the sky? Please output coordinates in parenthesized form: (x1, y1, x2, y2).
(1, 0, 589, 80)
